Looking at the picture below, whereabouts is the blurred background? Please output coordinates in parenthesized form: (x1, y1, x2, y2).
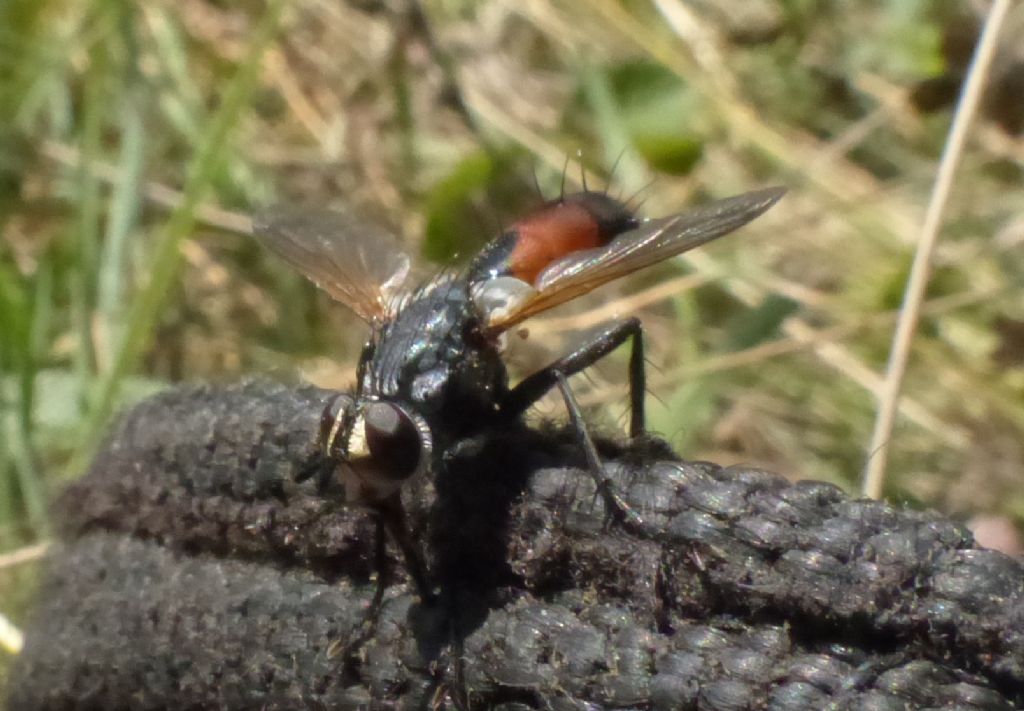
(1, 0, 1023, 686)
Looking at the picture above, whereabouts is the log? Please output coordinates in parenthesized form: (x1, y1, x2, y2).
(8, 381, 1024, 709)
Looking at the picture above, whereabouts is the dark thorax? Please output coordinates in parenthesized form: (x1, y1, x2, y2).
(359, 275, 509, 445)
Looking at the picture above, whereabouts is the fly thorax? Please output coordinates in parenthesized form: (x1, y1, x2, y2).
(410, 366, 450, 405)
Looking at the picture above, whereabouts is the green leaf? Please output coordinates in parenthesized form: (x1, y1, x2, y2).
(606, 60, 706, 176)
(724, 294, 799, 350)
(422, 151, 496, 263)
(67, 0, 286, 476)
(95, 91, 145, 359)
(421, 149, 530, 264)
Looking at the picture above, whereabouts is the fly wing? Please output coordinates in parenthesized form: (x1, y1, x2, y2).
(482, 187, 785, 331)
(251, 207, 414, 324)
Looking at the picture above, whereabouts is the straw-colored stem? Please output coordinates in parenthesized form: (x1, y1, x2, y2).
(861, 0, 1012, 499)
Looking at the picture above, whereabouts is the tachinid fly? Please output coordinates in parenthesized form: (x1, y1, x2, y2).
(251, 184, 785, 599)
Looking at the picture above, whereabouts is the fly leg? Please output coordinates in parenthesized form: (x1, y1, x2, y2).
(297, 442, 424, 600)
(502, 317, 645, 436)
(338, 495, 435, 664)
(501, 317, 647, 529)
(335, 515, 390, 664)
(377, 493, 436, 604)
(552, 372, 646, 530)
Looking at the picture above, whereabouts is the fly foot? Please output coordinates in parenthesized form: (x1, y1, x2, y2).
(549, 371, 650, 535)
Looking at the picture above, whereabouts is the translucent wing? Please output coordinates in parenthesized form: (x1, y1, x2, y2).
(480, 187, 785, 331)
(251, 207, 414, 324)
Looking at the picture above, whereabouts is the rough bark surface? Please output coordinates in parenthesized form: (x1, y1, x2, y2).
(8, 381, 1024, 710)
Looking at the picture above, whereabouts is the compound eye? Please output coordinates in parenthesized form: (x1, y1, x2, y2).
(362, 401, 424, 482)
(320, 393, 356, 459)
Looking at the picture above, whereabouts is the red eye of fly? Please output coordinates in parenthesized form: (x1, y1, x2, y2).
(363, 401, 424, 482)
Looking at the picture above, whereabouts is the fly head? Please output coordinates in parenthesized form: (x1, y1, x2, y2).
(319, 393, 433, 503)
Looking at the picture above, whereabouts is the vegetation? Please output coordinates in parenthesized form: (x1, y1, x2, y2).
(1, 0, 1022, 689)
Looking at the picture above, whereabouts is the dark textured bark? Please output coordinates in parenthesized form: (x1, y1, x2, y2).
(8, 381, 1024, 710)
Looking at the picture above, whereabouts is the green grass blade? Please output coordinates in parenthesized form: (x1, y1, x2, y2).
(95, 93, 144, 359)
(66, 0, 286, 475)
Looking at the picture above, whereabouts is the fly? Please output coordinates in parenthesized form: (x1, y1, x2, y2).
(251, 184, 785, 600)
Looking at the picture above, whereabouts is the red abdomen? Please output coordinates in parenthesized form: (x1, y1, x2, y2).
(468, 191, 639, 286)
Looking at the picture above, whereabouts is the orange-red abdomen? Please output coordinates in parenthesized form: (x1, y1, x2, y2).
(468, 192, 639, 287)
(508, 201, 604, 284)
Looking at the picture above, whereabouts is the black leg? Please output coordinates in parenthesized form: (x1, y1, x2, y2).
(447, 614, 470, 711)
(552, 372, 646, 530)
(334, 515, 390, 662)
(293, 452, 335, 494)
(502, 317, 646, 437)
(371, 514, 389, 603)
(501, 318, 648, 530)
(377, 494, 436, 604)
